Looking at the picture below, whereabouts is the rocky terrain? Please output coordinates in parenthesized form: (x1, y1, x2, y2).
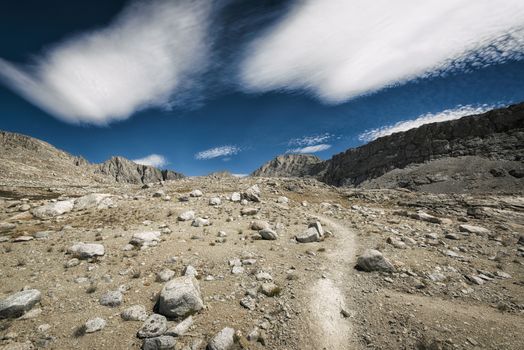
(0, 175, 523, 350)
(0, 103, 523, 350)
(254, 103, 524, 193)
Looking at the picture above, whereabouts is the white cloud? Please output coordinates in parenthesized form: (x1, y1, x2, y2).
(288, 133, 333, 146)
(287, 144, 331, 154)
(132, 154, 167, 168)
(358, 104, 499, 142)
(195, 145, 241, 160)
(239, 0, 524, 102)
(0, 0, 213, 125)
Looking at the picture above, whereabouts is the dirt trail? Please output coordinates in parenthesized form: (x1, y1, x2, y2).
(306, 214, 359, 350)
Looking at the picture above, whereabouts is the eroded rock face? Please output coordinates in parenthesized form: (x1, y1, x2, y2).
(356, 249, 395, 272)
(0, 289, 41, 319)
(158, 277, 204, 318)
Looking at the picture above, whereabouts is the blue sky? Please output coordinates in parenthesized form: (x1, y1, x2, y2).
(1, 0, 524, 176)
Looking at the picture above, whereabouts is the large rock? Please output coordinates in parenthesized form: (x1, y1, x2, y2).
(99, 291, 123, 307)
(259, 229, 278, 240)
(0, 289, 41, 319)
(296, 227, 320, 243)
(32, 200, 74, 219)
(130, 231, 161, 247)
(356, 249, 395, 272)
(207, 327, 235, 350)
(178, 211, 195, 222)
(68, 243, 105, 259)
(73, 194, 112, 211)
(242, 185, 261, 202)
(158, 277, 203, 318)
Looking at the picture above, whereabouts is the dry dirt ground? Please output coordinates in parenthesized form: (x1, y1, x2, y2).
(0, 176, 523, 350)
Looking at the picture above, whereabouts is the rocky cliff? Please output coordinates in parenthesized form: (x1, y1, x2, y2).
(321, 103, 524, 187)
(96, 156, 184, 184)
(252, 103, 524, 192)
(252, 154, 323, 177)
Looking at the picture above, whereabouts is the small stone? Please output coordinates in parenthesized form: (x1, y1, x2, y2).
(231, 266, 244, 275)
(209, 197, 221, 206)
(189, 190, 203, 197)
(142, 336, 176, 350)
(166, 316, 193, 337)
(84, 317, 106, 333)
(260, 283, 280, 297)
(230, 192, 241, 202)
(158, 277, 204, 318)
(277, 196, 289, 204)
(240, 296, 256, 310)
(259, 229, 278, 240)
(68, 242, 105, 259)
(121, 305, 148, 321)
(207, 327, 235, 350)
(13, 236, 34, 242)
(137, 314, 168, 338)
(192, 218, 210, 227)
(183, 265, 198, 278)
(99, 291, 123, 307)
(250, 220, 269, 231)
(296, 227, 320, 243)
(65, 258, 80, 268)
(178, 211, 195, 221)
(459, 224, 490, 236)
(157, 269, 176, 282)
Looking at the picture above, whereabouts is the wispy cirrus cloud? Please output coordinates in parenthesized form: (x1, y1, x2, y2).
(287, 144, 331, 154)
(288, 133, 334, 147)
(132, 154, 167, 168)
(240, 0, 524, 103)
(358, 104, 500, 142)
(195, 145, 241, 160)
(0, 0, 214, 125)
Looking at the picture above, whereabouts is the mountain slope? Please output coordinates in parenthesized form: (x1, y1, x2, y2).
(252, 103, 524, 193)
(0, 131, 184, 187)
(252, 154, 324, 177)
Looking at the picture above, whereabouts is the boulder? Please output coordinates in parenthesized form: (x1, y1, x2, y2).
(250, 220, 269, 231)
(85, 317, 106, 333)
(0, 289, 41, 319)
(209, 197, 221, 206)
(68, 243, 105, 259)
(296, 227, 320, 243)
(178, 211, 195, 221)
(130, 231, 161, 247)
(32, 200, 74, 219)
(142, 336, 176, 350)
(192, 218, 210, 227)
(207, 327, 235, 350)
(230, 192, 241, 202)
(259, 229, 278, 240)
(99, 291, 123, 307)
(356, 249, 395, 272)
(158, 277, 204, 318)
(73, 194, 112, 211)
(121, 305, 148, 321)
(166, 316, 193, 337)
(190, 190, 203, 198)
(242, 185, 261, 202)
(137, 314, 168, 339)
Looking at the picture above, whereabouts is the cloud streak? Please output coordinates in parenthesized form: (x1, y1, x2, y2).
(0, 0, 213, 125)
(358, 104, 499, 142)
(288, 133, 333, 147)
(240, 0, 524, 102)
(195, 145, 241, 160)
(287, 144, 331, 154)
(132, 154, 167, 168)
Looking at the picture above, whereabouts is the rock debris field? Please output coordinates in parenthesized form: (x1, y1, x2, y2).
(0, 176, 523, 350)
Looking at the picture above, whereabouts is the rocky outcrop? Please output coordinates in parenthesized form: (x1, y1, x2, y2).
(321, 103, 523, 186)
(96, 156, 184, 184)
(252, 154, 324, 177)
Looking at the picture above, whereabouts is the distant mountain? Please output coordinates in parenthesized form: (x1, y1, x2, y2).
(253, 103, 524, 193)
(96, 156, 183, 184)
(252, 154, 324, 177)
(0, 131, 184, 187)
